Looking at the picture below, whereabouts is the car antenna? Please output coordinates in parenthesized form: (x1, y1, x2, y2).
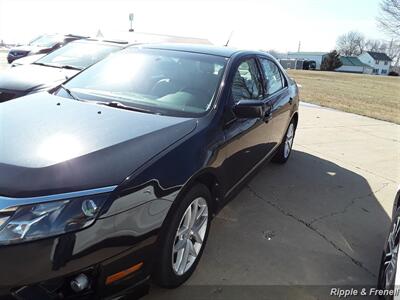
(224, 31, 234, 47)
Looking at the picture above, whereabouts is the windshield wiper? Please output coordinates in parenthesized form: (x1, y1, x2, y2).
(33, 62, 53, 67)
(96, 101, 153, 113)
(58, 65, 81, 70)
(34, 62, 81, 70)
(60, 84, 81, 101)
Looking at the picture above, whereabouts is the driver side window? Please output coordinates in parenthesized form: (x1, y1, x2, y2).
(231, 59, 263, 103)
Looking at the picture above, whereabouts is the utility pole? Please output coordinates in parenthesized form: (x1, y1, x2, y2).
(129, 13, 134, 32)
(297, 41, 301, 52)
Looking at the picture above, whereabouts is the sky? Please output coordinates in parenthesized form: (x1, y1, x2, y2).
(0, 0, 389, 52)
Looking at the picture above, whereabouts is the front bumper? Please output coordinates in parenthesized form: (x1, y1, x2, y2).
(0, 206, 161, 300)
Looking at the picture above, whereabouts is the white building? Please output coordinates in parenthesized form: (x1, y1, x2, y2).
(336, 56, 373, 74)
(287, 52, 328, 70)
(358, 51, 392, 75)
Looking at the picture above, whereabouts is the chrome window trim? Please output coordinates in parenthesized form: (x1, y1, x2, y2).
(0, 185, 117, 211)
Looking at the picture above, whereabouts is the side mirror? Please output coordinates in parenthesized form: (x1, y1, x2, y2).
(233, 100, 265, 119)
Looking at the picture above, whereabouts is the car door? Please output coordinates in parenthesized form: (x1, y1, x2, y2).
(221, 56, 275, 195)
(258, 56, 292, 144)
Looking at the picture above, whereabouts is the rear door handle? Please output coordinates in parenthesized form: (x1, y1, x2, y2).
(289, 97, 293, 105)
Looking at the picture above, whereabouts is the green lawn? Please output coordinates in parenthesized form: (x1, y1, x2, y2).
(287, 70, 400, 124)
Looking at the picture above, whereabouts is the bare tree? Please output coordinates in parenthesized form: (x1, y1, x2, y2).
(364, 39, 400, 66)
(336, 31, 365, 56)
(320, 50, 342, 71)
(377, 0, 400, 38)
(266, 49, 280, 59)
(365, 39, 388, 52)
(260, 49, 285, 59)
(387, 39, 400, 66)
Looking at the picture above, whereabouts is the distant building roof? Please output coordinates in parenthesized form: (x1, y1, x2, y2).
(288, 51, 328, 56)
(366, 51, 392, 61)
(340, 56, 372, 68)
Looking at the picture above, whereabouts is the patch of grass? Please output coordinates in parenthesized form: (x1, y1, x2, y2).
(287, 70, 400, 124)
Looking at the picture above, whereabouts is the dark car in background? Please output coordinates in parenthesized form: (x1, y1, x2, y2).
(0, 44, 299, 299)
(0, 39, 128, 102)
(7, 34, 87, 63)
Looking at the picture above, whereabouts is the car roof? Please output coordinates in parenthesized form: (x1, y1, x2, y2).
(69, 38, 129, 47)
(131, 43, 269, 58)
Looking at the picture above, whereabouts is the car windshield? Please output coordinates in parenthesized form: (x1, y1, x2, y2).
(59, 48, 227, 116)
(36, 42, 122, 70)
(29, 35, 61, 47)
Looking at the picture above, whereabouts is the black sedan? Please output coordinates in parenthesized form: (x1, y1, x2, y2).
(0, 44, 299, 299)
(0, 39, 128, 102)
(7, 34, 86, 63)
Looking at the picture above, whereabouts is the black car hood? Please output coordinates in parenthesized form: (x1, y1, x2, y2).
(0, 93, 197, 197)
(0, 64, 78, 92)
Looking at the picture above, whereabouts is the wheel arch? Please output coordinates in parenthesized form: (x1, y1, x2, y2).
(392, 188, 400, 219)
(152, 168, 223, 269)
(173, 169, 224, 217)
(291, 111, 299, 129)
(156, 168, 223, 236)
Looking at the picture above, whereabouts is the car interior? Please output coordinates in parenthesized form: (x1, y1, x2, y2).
(69, 53, 226, 114)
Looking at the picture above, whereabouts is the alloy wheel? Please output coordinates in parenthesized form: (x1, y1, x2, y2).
(172, 197, 208, 276)
(383, 216, 400, 288)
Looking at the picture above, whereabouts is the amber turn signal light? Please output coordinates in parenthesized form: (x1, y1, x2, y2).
(105, 262, 143, 285)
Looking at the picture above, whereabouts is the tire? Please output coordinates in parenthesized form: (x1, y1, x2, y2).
(272, 119, 296, 164)
(153, 184, 212, 288)
(377, 207, 400, 299)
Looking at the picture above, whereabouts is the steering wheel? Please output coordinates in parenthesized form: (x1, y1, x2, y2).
(178, 86, 205, 96)
(178, 86, 212, 109)
(151, 78, 177, 97)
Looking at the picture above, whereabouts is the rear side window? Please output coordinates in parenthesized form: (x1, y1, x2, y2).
(231, 59, 263, 102)
(260, 58, 284, 96)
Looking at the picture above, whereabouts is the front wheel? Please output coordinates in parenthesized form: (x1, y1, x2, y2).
(153, 184, 212, 288)
(377, 207, 400, 299)
(273, 119, 296, 164)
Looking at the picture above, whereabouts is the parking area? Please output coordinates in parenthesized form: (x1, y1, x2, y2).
(146, 103, 399, 299)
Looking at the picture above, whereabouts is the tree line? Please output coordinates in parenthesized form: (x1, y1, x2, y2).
(321, 0, 399, 71)
(336, 31, 400, 67)
(267, 0, 400, 71)
(335, 0, 399, 68)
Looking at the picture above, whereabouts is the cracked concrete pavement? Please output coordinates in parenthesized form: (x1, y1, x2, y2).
(146, 103, 399, 299)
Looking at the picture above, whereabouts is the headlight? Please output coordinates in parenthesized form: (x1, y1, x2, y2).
(0, 194, 109, 245)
